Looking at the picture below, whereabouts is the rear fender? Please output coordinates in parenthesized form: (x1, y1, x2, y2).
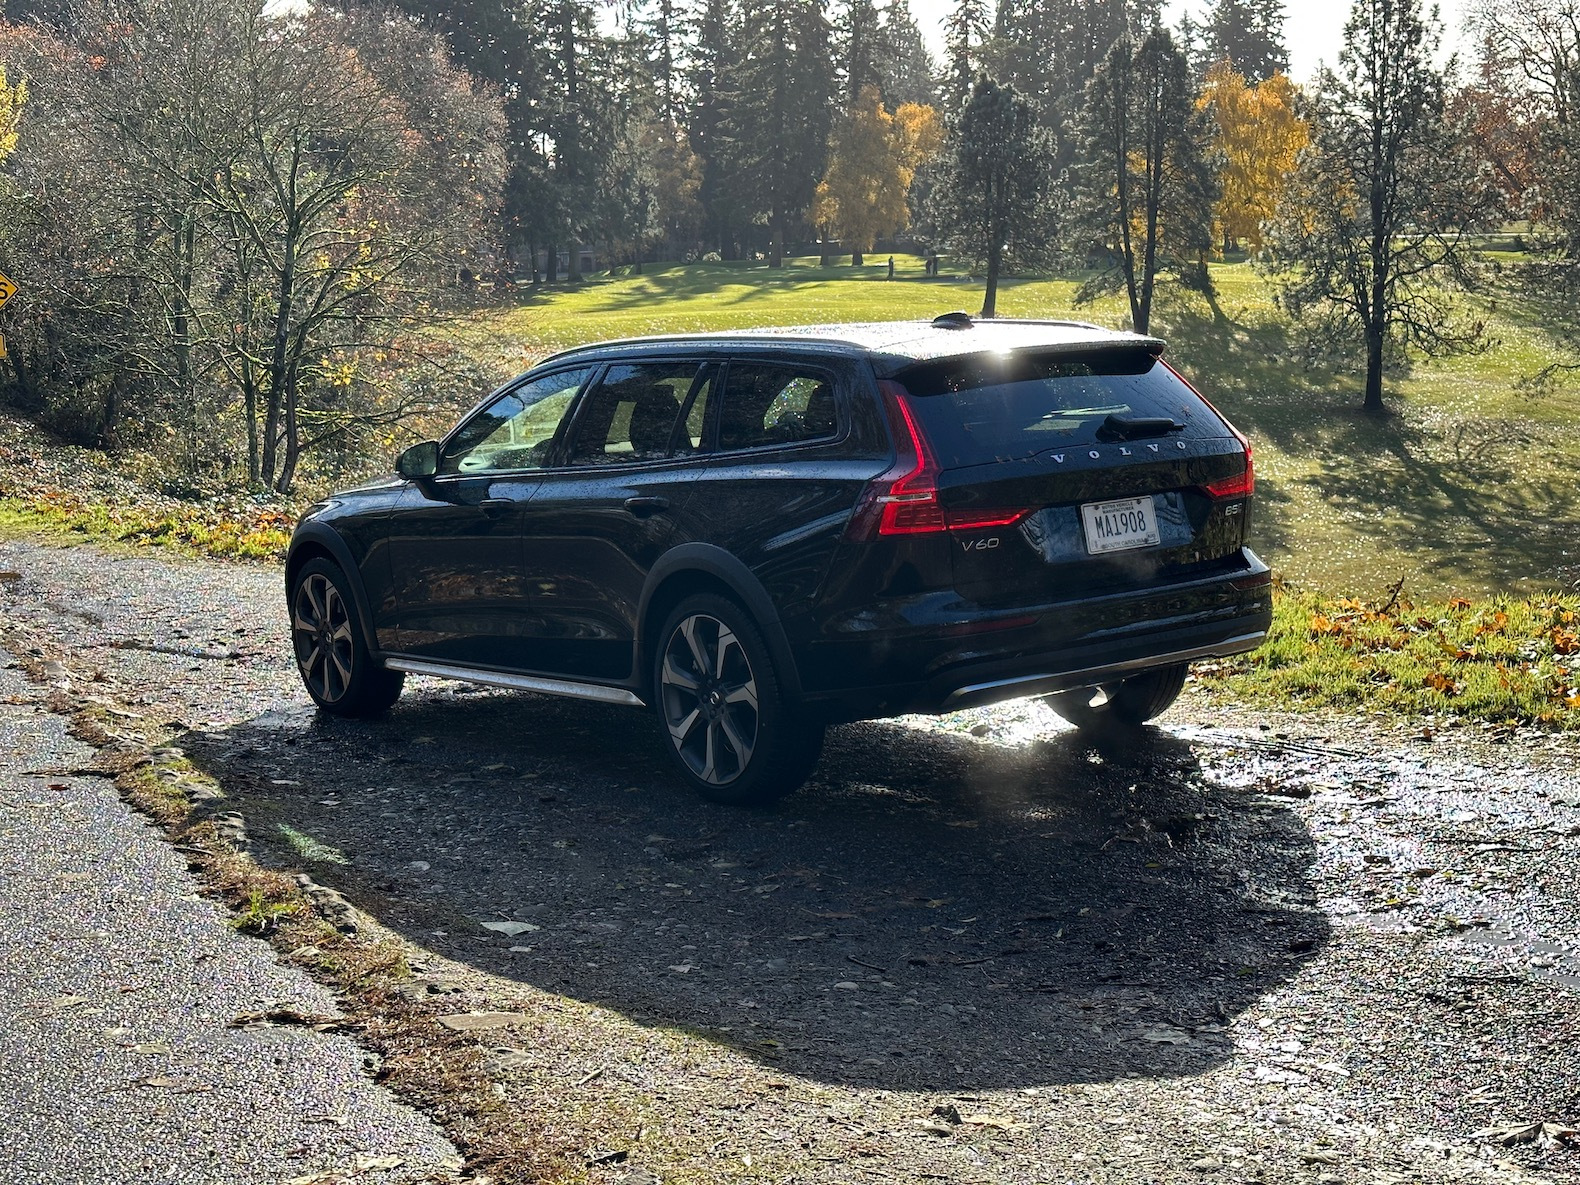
(638, 544, 804, 702)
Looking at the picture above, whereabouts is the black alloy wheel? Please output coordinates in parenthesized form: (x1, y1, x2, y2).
(654, 593, 824, 805)
(290, 557, 404, 717)
(1043, 662, 1189, 733)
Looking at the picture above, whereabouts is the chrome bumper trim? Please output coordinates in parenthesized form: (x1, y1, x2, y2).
(940, 630, 1267, 711)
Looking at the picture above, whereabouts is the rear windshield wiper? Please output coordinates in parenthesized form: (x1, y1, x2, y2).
(1097, 413, 1186, 442)
(1037, 404, 1130, 421)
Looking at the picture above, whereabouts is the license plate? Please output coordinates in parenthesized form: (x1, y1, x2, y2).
(1081, 496, 1160, 554)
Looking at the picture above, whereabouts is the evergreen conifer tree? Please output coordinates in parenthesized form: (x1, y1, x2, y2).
(930, 74, 1053, 316)
(1265, 0, 1496, 412)
(1205, 0, 1289, 81)
(1073, 25, 1217, 333)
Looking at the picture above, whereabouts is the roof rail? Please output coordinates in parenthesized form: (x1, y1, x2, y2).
(931, 311, 974, 329)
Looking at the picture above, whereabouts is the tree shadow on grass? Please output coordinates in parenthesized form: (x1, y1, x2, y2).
(184, 686, 1326, 1093)
(1152, 292, 1580, 594)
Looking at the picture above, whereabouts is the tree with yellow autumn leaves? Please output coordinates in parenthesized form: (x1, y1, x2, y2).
(1197, 61, 1305, 253)
(0, 63, 23, 165)
(815, 85, 942, 267)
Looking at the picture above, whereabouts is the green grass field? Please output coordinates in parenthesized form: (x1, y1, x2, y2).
(461, 254, 1580, 600)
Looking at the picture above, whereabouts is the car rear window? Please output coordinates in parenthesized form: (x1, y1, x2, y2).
(894, 349, 1222, 469)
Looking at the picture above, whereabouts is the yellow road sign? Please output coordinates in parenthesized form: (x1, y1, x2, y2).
(0, 270, 16, 311)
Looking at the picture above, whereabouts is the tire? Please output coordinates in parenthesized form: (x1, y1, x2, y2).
(652, 594, 824, 805)
(1043, 662, 1188, 732)
(289, 557, 404, 717)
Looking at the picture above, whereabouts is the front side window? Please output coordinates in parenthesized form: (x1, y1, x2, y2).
(566, 362, 705, 465)
(717, 363, 839, 452)
(440, 367, 594, 476)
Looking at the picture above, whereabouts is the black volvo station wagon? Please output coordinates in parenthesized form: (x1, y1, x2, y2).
(286, 315, 1272, 803)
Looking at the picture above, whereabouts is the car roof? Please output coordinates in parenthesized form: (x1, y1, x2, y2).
(536, 315, 1166, 378)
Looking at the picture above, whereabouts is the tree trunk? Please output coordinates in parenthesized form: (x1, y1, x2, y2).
(852, 250, 864, 267)
(770, 206, 784, 268)
(819, 227, 831, 267)
(546, 243, 559, 283)
(276, 364, 300, 493)
(981, 241, 1001, 318)
(244, 374, 259, 487)
(261, 234, 296, 489)
(1363, 324, 1386, 413)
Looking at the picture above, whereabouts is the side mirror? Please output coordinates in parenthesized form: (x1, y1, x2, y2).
(396, 440, 439, 479)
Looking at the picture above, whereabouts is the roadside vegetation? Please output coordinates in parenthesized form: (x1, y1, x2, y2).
(3, 0, 1580, 732)
(6, 254, 1580, 730)
(1199, 584, 1580, 729)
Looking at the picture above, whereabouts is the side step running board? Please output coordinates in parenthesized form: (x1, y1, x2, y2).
(382, 657, 646, 708)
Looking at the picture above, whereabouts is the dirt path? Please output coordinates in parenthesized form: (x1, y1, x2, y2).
(1, 535, 1576, 1184)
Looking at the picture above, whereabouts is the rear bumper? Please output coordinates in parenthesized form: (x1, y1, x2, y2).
(935, 626, 1266, 711)
(793, 550, 1272, 719)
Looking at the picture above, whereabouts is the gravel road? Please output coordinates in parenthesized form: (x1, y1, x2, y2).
(1, 535, 1576, 1184)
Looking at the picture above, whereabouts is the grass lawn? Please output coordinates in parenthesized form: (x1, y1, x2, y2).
(461, 254, 1580, 600)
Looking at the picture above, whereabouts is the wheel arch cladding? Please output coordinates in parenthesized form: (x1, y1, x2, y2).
(638, 544, 804, 702)
(286, 526, 379, 653)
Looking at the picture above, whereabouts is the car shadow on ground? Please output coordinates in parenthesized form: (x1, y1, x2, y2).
(183, 684, 1327, 1093)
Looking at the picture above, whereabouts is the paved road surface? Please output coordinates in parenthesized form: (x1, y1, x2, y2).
(0, 649, 460, 1184)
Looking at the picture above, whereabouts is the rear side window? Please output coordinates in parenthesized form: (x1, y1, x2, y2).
(567, 362, 704, 465)
(718, 363, 839, 452)
(894, 350, 1221, 469)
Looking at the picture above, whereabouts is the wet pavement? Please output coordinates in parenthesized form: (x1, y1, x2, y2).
(0, 536, 1575, 1184)
(0, 649, 460, 1184)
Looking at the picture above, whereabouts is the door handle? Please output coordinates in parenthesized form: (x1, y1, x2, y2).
(623, 496, 670, 517)
(479, 498, 513, 517)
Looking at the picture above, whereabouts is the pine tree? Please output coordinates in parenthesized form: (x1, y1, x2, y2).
(878, 0, 939, 108)
(689, 0, 735, 254)
(930, 74, 1053, 316)
(1205, 0, 1288, 81)
(636, 0, 688, 128)
(943, 0, 987, 114)
(1265, 0, 1497, 412)
(1073, 25, 1218, 333)
(725, 0, 835, 265)
(837, 0, 883, 107)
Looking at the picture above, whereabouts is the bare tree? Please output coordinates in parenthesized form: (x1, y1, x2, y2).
(1265, 0, 1499, 413)
(0, 0, 505, 489)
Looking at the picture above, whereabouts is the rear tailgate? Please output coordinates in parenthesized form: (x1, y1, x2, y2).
(893, 348, 1253, 606)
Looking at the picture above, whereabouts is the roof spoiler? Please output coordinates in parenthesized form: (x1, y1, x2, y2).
(928, 312, 1165, 355)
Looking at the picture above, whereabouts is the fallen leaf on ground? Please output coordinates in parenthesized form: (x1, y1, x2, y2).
(480, 921, 540, 937)
(139, 1075, 210, 1093)
(962, 1113, 1017, 1130)
(437, 1011, 526, 1031)
(1472, 1121, 1578, 1148)
(353, 1155, 406, 1172)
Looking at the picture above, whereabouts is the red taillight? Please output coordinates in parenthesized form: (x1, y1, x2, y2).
(846, 382, 1031, 541)
(1163, 359, 1255, 501)
(1203, 442, 1254, 499)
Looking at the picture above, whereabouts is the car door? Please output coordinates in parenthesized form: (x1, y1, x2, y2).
(514, 359, 715, 682)
(682, 356, 872, 618)
(385, 366, 596, 667)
